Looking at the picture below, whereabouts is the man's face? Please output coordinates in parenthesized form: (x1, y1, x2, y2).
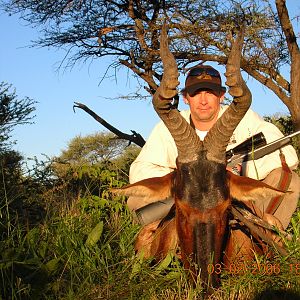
(184, 89, 224, 124)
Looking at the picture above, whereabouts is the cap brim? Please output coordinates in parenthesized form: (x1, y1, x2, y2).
(183, 83, 226, 95)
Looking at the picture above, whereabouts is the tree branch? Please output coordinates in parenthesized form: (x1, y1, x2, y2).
(73, 102, 146, 147)
(119, 59, 158, 91)
(276, 0, 299, 57)
(276, 0, 300, 130)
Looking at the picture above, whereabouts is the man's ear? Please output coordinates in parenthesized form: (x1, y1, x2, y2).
(183, 95, 189, 105)
(219, 92, 225, 103)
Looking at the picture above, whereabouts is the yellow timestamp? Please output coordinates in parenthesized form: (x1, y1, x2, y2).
(207, 262, 300, 276)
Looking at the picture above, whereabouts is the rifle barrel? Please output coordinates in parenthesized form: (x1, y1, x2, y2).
(227, 130, 300, 167)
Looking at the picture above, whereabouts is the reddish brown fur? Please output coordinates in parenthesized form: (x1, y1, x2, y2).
(176, 199, 230, 274)
(111, 172, 175, 202)
(224, 229, 261, 266)
(176, 198, 231, 224)
(227, 171, 285, 201)
(135, 219, 178, 259)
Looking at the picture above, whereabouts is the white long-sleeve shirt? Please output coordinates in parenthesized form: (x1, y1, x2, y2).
(130, 106, 299, 183)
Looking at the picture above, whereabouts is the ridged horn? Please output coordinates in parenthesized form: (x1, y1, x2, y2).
(204, 26, 252, 163)
(152, 23, 202, 162)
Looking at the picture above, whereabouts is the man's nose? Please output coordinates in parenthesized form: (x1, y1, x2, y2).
(198, 92, 208, 104)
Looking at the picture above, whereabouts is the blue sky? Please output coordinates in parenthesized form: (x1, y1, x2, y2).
(0, 6, 297, 161)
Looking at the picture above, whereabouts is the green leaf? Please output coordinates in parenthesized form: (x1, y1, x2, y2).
(38, 241, 48, 259)
(26, 227, 40, 245)
(130, 251, 145, 279)
(154, 252, 173, 274)
(85, 221, 104, 247)
(164, 271, 181, 280)
(45, 258, 61, 275)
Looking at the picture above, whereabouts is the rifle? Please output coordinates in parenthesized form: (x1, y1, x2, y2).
(227, 130, 300, 167)
(134, 130, 300, 225)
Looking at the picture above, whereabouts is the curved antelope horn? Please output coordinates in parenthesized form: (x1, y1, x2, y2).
(204, 26, 252, 163)
(152, 23, 202, 162)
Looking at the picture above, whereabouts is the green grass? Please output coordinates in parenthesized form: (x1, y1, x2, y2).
(1, 186, 300, 300)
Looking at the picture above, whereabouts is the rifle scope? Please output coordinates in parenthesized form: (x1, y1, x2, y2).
(226, 132, 266, 160)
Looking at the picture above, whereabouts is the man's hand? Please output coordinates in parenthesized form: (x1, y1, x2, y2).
(226, 164, 242, 175)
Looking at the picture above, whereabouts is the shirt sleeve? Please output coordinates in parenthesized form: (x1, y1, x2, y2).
(129, 120, 178, 183)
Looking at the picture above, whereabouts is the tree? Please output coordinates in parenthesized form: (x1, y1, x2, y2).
(2, 0, 300, 131)
(52, 131, 140, 199)
(0, 82, 36, 151)
(264, 113, 300, 160)
(0, 82, 38, 232)
(55, 131, 139, 166)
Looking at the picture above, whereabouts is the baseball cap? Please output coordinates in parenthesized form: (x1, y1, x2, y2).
(183, 65, 226, 95)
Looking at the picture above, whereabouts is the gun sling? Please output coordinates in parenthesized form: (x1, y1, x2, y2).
(265, 151, 292, 215)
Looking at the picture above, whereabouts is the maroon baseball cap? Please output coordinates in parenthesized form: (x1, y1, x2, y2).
(183, 65, 226, 95)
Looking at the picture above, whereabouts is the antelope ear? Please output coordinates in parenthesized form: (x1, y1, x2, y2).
(227, 171, 288, 202)
(110, 172, 175, 201)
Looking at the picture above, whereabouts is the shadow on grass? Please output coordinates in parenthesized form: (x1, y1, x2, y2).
(253, 289, 300, 300)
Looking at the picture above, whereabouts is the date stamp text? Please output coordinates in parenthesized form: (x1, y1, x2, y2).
(207, 262, 300, 276)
